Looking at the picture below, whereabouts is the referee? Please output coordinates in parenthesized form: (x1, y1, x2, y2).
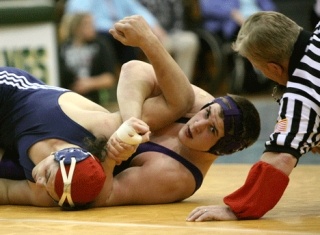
(187, 11, 320, 221)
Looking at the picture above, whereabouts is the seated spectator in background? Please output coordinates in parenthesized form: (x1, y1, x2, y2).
(199, 0, 277, 42)
(65, 0, 163, 67)
(138, 0, 200, 82)
(199, 0, 277, 94)
(58, 12, 116, 105)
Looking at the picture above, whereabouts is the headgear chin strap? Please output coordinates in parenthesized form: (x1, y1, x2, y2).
(201, 96, 246, 155)
(58, 157, 76, 207)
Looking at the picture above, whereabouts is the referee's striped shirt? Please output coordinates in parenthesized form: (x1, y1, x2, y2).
(265, 25, 320, 160)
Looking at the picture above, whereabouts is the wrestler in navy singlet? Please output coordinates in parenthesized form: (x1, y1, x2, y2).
(0, 67, 203, 192)
(0, 67, 96, 181)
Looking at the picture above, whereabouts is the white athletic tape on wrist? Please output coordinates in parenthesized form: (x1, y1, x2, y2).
(116, 122, 142, 145)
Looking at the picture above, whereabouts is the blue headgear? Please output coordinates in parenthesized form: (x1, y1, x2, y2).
(53, 148, 91, 164)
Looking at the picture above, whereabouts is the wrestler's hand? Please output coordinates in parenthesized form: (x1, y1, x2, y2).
(107, 117, 150, 165)
(109, 15, 155, 48)
(186, 205, 237, 222)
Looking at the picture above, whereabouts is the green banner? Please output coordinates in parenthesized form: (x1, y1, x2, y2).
(0, 0, 55, 25)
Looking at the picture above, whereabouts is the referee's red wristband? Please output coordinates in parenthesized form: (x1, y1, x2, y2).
(223, 161, 289, 219)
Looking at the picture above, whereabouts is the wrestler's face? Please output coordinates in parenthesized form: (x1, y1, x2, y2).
(179, 103, 225, 151)
(32, 155, 60, 202)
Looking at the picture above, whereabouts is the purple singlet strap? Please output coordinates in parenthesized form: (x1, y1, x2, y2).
(113, 142, 203, 194)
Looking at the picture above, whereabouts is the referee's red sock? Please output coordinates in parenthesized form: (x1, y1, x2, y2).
(224, 161, 289, 219)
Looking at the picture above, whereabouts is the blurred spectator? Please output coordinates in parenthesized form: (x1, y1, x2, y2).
(199, 0, 277, 94)
(65, 0, 161, 67)
(310, 0, 320, 30)
(58, 12, 116, 105)
(138, 0, 200, 81)
(200, 0, 277, 42)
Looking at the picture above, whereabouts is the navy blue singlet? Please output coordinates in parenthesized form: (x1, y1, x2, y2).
(0, 67, 96, 181)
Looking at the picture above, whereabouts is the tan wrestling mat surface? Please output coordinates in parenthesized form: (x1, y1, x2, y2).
(0, 164, 319, 235)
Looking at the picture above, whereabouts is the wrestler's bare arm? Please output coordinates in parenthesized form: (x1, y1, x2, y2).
(96, 155, 196, 206)
(117, 61, 158, 126)
(117, 62, 214, 131)
(111, 16, 194, 130)
(0, 179, 55, 206)
(118, 61, 183, 130)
